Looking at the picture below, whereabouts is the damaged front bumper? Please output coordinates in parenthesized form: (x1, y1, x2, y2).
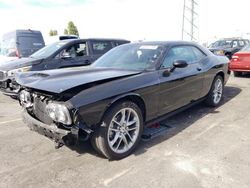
(22, 110, 80, 147)
(0, 79, 20, 97)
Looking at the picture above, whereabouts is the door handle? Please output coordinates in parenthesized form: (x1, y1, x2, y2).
(197, 67, 202, 71)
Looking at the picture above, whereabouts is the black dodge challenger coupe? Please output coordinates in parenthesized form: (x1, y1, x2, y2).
(16, 41, 230, 159)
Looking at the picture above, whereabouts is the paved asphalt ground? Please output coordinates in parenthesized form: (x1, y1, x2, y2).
(0, 75, 250, 188)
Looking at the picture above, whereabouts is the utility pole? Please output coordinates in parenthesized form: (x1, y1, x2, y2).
(182, 0, 199, 42)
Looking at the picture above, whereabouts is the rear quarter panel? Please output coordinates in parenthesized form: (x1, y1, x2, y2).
(200, 55, 229, 98)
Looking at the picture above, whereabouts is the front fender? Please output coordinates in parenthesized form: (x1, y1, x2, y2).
(76, 92, 145, 129)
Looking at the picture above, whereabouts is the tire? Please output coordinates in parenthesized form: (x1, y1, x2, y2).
(233, 71, 242, 77)
(205, 75, 224, 107)
(91, 101, 143, 160)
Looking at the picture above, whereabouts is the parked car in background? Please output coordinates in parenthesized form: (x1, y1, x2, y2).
(17, 41, 229, 160)
(229, 43, 250, 77)
(209, 38, 249, 59)
(0, 29, 45, 63)
(0, 38, 130, 96)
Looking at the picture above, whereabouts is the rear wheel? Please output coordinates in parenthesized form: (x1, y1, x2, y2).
(91, 101, 143, 160)
(233, 71, 242, 77)
(205, 75, 224, 107)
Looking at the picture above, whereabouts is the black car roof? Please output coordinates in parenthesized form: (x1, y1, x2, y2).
(63, 38, 130, 43)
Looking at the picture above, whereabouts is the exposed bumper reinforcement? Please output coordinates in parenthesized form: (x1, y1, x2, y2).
(22, 110, 75, 146)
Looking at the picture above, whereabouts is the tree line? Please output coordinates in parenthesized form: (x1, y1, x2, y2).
(49, 21, 79, 36)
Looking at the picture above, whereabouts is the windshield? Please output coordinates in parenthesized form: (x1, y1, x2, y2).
(210, 40, 232, 48)
(240, 44, 250, 52)
(30, 41, 67, 58)
(0, 37, 16, 57)
(91, 44, 164, 70)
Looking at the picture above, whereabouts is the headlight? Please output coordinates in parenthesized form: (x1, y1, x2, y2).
(19, 90, 33, 108)
(214, 50, 225, 56)
(46, 102, 72, 125)
(7, 66, 31, 77)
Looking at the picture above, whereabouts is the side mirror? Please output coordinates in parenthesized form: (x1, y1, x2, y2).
(170, 60, 188, 72)
(61, 52, 71, 59)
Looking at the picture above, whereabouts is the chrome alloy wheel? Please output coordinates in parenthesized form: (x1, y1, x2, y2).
(107, 108, 140, 154)
(213, 78, 223, 104)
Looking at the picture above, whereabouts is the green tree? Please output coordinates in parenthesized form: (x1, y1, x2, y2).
(64, 29, 69, 35)
(49, 29, 58, 36)
(65, 21, 79, 36)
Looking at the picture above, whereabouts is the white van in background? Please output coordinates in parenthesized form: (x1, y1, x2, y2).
(0, 29, 45, 64)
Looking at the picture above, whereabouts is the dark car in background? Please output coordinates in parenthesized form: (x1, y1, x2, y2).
(209, 38, 249, 59)
(0, 38, 130, 96)
(17, 41, 230, 159)
(229, 43, 250, 76)
(0, 29, 45, 63)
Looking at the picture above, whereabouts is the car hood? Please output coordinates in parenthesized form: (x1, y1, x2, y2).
(0, 57, 42, 71)
(16, 67, 142, 94)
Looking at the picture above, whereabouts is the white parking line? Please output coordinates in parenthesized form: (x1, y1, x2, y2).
(0, 118, 22, 125)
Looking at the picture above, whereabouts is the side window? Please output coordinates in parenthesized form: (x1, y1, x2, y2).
(59, 42, 87, 59)
(161, 46, 197, 68)
(232, 41, 238, 48)
(239, 40, 245, 47)
(92, 41, 113, 55)
(190, 46, 206, 61)
(113, 41, 128, 46)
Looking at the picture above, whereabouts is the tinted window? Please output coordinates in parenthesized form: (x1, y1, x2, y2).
(232, 41, 238, 48)
(18, 36, 44, 49)
(60, 42, 87, 58)
(238, 40, 245, 47)
(113, 41, 129, 46)
(244, 40, 250, 44)
(162, 46, 200, 68)
(190, 46, 206, 60)
(92, 41, 113, 55)
(240, 44, 250, 52)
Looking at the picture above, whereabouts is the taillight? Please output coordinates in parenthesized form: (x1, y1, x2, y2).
(15, 49, 20, 58)
(231, 55, 239, 62)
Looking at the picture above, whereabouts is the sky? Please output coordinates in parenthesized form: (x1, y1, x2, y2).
(0, 0, 250, 44)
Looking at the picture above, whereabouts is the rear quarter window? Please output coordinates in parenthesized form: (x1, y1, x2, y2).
(91, 41, 113, 55)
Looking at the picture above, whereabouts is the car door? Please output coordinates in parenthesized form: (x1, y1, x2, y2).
(58, 41, 92, 68)
(158, 45, 204, 116)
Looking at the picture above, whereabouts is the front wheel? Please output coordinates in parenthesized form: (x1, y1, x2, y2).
(91, 101, 143, 160)
(205, 75, 224, 107)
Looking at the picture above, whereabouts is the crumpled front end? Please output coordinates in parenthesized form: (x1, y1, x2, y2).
(19, 89, 93, 147)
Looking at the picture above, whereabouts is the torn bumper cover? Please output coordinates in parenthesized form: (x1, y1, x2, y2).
(22, 110, 78, 146)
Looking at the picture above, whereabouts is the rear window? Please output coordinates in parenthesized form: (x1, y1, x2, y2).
(18, 36, 44, 49)
(91, 41, 113, 55)
(238, 40, 245, 47)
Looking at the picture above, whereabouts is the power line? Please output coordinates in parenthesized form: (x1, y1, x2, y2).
(182, 0, 199, 42)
